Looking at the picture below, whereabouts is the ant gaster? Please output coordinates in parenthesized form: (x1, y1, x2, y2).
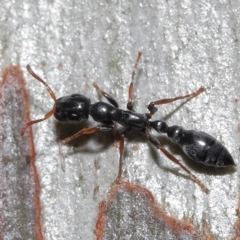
(21, 53, 235, 194)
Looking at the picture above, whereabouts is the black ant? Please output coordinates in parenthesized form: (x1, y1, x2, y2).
(21, 52, 235, 194)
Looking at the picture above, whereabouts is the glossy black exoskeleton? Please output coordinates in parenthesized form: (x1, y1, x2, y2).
(150, 123, 234, 167)
(54, 94, 91, 122)
(21, 53, 235, 193)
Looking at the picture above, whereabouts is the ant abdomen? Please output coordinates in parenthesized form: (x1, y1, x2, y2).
(167, 126, 235, 167)
(150, 121, 234, 167)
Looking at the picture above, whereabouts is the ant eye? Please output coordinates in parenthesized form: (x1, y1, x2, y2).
(68, 113, 78, 121)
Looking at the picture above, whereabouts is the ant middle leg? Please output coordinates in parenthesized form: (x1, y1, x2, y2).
(115, 135, 124, 184)
(127, 52, 142, 111)
(147, 87, 205, 118)
(115, 128, 132, 184)
(93, 52, 142, 110)
(141, 129, 209, 193)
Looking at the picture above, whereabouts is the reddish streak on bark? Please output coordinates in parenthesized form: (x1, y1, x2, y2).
(95, 201, 107, 240)
(232, 192, 240, 240)
(0, 66, 43, 239)
(96, 181, 215, 240)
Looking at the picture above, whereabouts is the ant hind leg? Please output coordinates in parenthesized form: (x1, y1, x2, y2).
(141, 129, 209, 194)
(147, 87, 205, 118)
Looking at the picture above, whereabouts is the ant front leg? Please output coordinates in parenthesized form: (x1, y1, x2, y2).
(147, 87, 205, 118)
(93, 82, 119, 108)
(61, 125, 114, 144)
(58, 125, 114, 170)
(141, 129, 209, 194)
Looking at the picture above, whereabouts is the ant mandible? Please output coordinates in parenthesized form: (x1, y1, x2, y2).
(21, 53, 235, 194)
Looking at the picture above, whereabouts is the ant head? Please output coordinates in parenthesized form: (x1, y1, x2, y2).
(54, 94, 90, 123)
(21, 65, 90, 135)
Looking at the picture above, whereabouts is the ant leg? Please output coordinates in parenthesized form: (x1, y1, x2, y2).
(61, 125, 113, 144)
(147, 87, 205, 118)
(93, 82, 119, 108)
(141, 129, 209, 193)
(127, 52, 142, 111)
(93, 52, 142, 110)
(115, 128, 131, 183)
(115, 136, 124, 183)
(59, 125, 113, 171)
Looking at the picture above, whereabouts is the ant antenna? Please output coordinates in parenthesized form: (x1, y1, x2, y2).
(26, 65, 57, 102)
(21, 65, 57, 135)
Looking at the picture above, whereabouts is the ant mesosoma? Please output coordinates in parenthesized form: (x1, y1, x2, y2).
(21, 52, 235, 194)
